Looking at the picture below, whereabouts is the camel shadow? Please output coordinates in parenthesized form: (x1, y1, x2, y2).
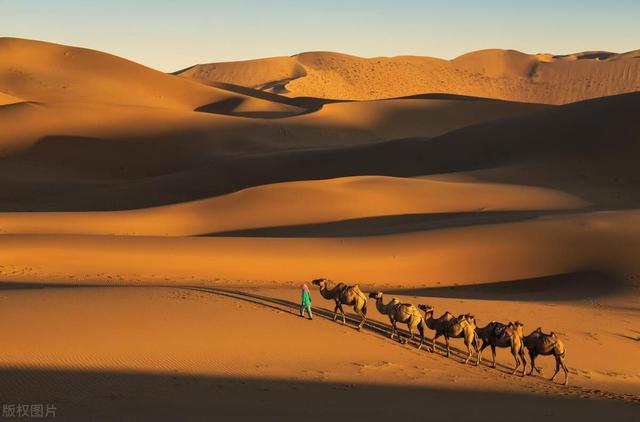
(0, 281, 517, 374)
(183, 286, 516, 372)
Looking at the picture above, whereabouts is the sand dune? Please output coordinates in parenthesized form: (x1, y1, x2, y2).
(0, 88, 548, 210)
(0, 90, 23, 105)
(177, 56, 307, 91)
(2, 92, 635, 212)
(0, 37, 304, 116)
(0, 94, 545, 158)
(178, 49, 640, 104)
(0, 176, 586, 236)
(2, 210, 640, 288)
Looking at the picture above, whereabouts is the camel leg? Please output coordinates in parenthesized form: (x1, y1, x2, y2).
(431, 331, 444, 354)
(528, 351, 536, 375)
(392, 320, 404, 343)
(479, 342, 489, 364)
(491, 344, 497, 368)
(388, 317, 396, 340)
(511, 348, 520, 375)
(474, 335, 480, 366)
(464, 339, 472, 364)
(407, 324, 415, 345)
(519, 348, 527, 377)
(550, 355, 561, 382)
(417, 323, 425, 350)
(560, 357, 569, 386)
(429, 333, 438, 353)
(445, 335, 451, 358)
(528, 351, 542, 375)
(332, 302, 340, 321)
(338, 303, 347, 325)
(355, 305, 366, 331)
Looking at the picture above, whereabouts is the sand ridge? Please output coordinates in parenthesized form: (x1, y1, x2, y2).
(178, 48, 640, 104)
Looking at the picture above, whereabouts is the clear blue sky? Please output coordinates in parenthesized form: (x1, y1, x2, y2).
(2, 0, 639, 71)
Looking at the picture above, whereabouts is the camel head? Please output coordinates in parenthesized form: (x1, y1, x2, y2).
(312, 278, 328, 288)
(512, 320, 524, 334)
(368, 291, 383, 299)
(507, 321, 524, 336)
(418, 304, 433, 316)
(460, 313, 476, 326)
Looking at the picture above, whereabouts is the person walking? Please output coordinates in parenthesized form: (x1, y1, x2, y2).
(300, 283, 313, 320)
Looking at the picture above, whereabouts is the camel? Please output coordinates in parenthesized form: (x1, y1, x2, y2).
(476, 321, 526, 376)
(311, 278, 368, 330)
(418, 305, 455, 353)
(443, 313, 480, 365)
(523, 327, 569, 386)
(368, 291, 401, 329)
(369, 292, 426, 349)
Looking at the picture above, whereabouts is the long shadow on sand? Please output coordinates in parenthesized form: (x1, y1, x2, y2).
(387, 271, 631, 302)
(0, 281, 504, 370)
(1, 367, 637, 422)
(202, 209, 578, 238)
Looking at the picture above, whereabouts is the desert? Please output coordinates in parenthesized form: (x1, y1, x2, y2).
(1, 8, 639, 420)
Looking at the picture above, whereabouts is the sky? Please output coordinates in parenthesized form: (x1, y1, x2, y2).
(2, 0, 639, 72)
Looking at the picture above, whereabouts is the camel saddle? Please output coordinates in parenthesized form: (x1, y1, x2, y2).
(492, 323, 508, 339)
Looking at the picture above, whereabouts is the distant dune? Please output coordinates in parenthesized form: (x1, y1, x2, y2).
(0, 37, 305, 116)
(178, 49, 640, 104)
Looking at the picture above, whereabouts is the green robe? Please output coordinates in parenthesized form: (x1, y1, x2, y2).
(301, 290, 311, 306)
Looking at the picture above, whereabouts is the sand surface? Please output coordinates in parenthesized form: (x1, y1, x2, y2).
(178, 49, 640, 104)
(0, 286, 638, 421)
(0, 38, 639, 420)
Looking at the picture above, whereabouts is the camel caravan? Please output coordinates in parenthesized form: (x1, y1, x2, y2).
(311, 278, 569, 386)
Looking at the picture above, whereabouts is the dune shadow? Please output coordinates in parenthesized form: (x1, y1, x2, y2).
(387, 271, 628, 302)
(1, 367, 637, 421)
(194, 97, 305, 118)
(202, 209, 578, 238)
(388, 93, 510, 102)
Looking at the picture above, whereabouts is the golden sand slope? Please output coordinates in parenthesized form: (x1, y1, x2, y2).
(178, 49, 640, 104)
(0, 37, 304, 116)
(0, 176, 586, 236)
(0, 287, 637, 420)
(1, 92, 637, 214)
(0, 94, 548, 211)
(2, 210, 640, 287)
(0, 96, 547, 159)
(3, 92, 638, 213)
(0, 91, 23, 105)
(176, 56, 307, 90)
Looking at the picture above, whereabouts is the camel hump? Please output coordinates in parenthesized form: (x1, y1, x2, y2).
(349, 284, 367, 298)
